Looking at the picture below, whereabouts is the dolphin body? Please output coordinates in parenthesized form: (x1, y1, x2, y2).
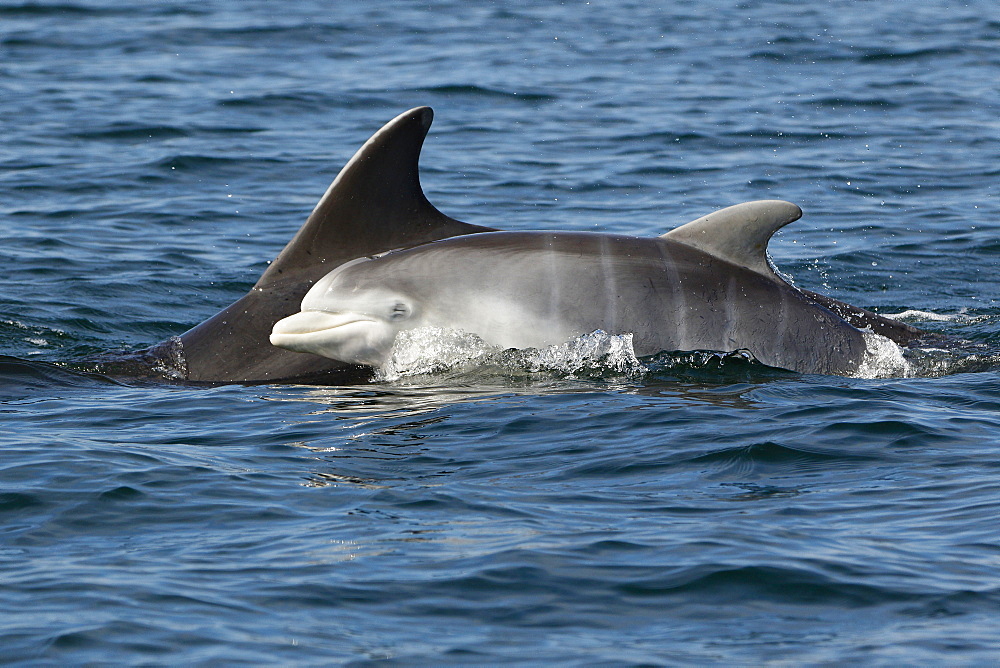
(126, 107, 923, 383)
(269, 204, 919, 376)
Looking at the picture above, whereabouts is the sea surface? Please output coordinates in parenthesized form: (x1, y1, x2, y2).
(2, 0, 1000, 664)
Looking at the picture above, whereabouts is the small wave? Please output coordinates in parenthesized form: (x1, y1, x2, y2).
(71, 124, 188, 142)
(857, 46, 964, 62)
(0, 319, 72, 354)
(218, 91, 337, 110)
(168, 23, 350, 43)
(217, 92, 391, 113)
(615, 130, 709, 144)
(850, 328, 1000, 380)
(643, 349, 797, 385)
(724, 128, 859, 141)
(690, 441, 879, 468)
(750, 50, 802, 62)
(153, 154, 270, 171)
(884, 309, 968, 323)
(0, 355, 118, 399)
(807, 96, 902, 109)
(525, 330, 643, 375)
(0, 2, 111, 17)
(628, 564, 899, 607)
(898, 348, 1000, 378)
(148, 336, 188, 381)
(404, 84, 555, 102)
(377, 327, 496, 380)
(377, 329, 807, 384)
(77, 337, 189, 382)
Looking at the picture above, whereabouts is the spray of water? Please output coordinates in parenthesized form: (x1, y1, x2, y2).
(376, 328, 643, 381)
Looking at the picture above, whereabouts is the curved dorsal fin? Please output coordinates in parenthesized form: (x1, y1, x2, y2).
(257, 106, 493, 288)
(661, 200, 802, 278)
(177, 107, 494, 383)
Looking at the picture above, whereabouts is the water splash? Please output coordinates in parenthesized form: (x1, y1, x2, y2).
(376, 327, 496, 380)
(853, 331, 913, 379)
(377, 326, 997, 383)
(150, 336, 189, 381)
(376, 328, 643, 382)
(852, 325, 1000, 379)
(523, 330, 643, 375)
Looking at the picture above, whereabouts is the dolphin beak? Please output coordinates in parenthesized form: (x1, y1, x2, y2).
(269, 310, 377, 350)
(271, 310, 371, 336)
(270, 310, 394, 365)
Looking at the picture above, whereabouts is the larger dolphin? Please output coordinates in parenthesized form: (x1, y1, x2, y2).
(125, 107, 923, 382)
(126, 107, 493, 383)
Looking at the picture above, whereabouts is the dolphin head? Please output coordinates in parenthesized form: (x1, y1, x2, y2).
(269, 258, 416, 366)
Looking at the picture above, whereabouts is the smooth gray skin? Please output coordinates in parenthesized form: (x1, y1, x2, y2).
(126, 106, 923, 383)
(270, 201, 922, 375)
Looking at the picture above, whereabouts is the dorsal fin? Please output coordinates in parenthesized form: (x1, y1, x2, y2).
(175, 107, 494, 383)
(661, 200, 802, 278)
(257, 106, 493, 288)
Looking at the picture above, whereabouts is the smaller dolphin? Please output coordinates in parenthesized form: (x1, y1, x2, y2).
(271, 200, 925, 376)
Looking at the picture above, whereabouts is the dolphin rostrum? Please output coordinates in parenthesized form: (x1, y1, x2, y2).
(120, 107, 925, 382)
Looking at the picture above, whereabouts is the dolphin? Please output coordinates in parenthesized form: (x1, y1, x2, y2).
(118, 107, 493, 384)
(269, 201, 924, 376)
(117, 106, 924, 382)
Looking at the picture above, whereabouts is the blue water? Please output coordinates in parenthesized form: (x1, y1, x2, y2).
(3, 0, 1000, 663)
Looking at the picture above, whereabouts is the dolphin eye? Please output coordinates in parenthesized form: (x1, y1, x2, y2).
(389, 302, 410, 321)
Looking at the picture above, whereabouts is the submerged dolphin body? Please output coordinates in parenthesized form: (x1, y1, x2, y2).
(129, 107, 923, 382)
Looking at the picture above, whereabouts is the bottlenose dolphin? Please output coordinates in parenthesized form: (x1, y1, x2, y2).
(125, 107, 493, 383)
(122, 106, 924, 382)
(269, 201, 923, 376)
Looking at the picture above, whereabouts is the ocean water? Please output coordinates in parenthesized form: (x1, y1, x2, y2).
(2, 0, 1000, 664)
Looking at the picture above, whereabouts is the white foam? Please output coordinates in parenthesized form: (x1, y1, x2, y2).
(376, 327, 496, 380)
(852, 331, 913, 379)
(376, 327, 643, 381)
(883, 309, 962, 322)
(525, 330, 644, 376)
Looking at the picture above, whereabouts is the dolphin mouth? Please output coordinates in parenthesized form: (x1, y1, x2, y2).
(269, 311, 383, 355)
(270, 310, 375, 338)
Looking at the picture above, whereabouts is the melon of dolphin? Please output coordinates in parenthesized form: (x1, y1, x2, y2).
(126, 106, 924, 382)
(269, 201, 921, 375)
